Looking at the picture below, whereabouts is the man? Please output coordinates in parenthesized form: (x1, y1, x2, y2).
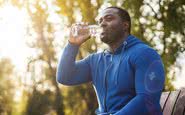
(56, 6, 165, 115)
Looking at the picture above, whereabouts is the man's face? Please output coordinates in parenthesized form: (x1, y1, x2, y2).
(97, 8, 124, 44)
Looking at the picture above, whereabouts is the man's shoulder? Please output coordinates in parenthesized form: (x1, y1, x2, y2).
(128, 42, 150, 53)
(128, 43, 161, 61)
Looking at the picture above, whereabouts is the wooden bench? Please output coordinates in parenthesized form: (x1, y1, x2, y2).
(160, 88, 185, 115)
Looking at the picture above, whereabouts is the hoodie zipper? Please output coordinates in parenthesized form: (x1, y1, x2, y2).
(114, 41, 127, 85)
(103, 41, 127, 112)
(103, 54, 113, 112)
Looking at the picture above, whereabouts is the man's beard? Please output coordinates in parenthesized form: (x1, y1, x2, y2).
(100, 29, 124, 44)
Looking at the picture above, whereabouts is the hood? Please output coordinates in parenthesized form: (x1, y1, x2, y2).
(125, 34, 143, 50)
(103, 34, 143, 55)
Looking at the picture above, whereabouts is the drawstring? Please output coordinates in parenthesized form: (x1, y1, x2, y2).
(94, 41, 127, 85)
(114, 41, 127, 85)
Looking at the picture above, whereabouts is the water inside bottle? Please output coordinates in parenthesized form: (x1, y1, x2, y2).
(71, 25, 103, 37)
(88, 25, 103, 37)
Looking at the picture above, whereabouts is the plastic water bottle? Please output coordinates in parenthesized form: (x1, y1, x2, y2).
(71, 25, 103, 37)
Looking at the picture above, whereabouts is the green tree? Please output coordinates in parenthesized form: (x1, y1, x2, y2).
(25, 88, 54, 115)
(23, 1, 64, 115)
(0, 58, 14, 115)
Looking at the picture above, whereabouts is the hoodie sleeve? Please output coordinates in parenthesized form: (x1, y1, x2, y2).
(114, 48, 165, 115)
(56, 42, 92, 85)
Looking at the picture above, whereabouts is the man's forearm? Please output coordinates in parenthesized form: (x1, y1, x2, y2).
(56, 42, 92, 85)
(56, 42, 79, 84)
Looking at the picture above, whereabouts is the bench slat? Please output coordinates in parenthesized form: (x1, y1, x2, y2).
(160, 91, 170, 110)
(173, 89, 185, 115)
(163, 90, 180, 115)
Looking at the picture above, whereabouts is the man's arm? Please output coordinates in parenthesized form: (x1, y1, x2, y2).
(114, 48, 165, 115)
(56, 42, 92, 85)
(56, 23, 92, 85)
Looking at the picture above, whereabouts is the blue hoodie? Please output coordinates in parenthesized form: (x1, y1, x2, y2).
(56, 35, 165, 115)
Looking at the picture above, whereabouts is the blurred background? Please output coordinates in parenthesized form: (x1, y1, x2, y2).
(0, 0, 184, 115)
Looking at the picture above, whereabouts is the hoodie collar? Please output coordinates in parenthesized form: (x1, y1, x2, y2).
(104, 34, 142, 54)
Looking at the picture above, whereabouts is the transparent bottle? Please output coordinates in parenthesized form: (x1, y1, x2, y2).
(71, 25, 103, 37)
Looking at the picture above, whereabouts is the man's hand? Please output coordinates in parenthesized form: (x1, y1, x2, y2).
(69, 23, 90, 46)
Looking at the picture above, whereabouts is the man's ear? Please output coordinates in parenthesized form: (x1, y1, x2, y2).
(122, 22, 129, 31)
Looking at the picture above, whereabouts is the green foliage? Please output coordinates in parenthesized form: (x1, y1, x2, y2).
(24, 1, 64, 115)
(62, 84, 97, 115)
(25, 89, 54, 115)
(0, 58, 14, 77)
(0, 58, 14, 115)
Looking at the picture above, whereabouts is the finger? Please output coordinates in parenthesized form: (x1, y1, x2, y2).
(70, 25, 77, 37)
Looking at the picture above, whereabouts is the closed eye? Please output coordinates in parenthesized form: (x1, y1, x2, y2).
(105, 15, 114, 21)
(97, 15, 114, 24)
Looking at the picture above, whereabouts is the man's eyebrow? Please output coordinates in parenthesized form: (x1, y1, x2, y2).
(104, 14, 114, 18)
(96, 14, 114, 21)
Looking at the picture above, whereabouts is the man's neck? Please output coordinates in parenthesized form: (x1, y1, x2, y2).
(108, 33, 130, 53)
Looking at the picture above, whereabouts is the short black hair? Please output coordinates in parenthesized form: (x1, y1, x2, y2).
(105, 6, 131, 33)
